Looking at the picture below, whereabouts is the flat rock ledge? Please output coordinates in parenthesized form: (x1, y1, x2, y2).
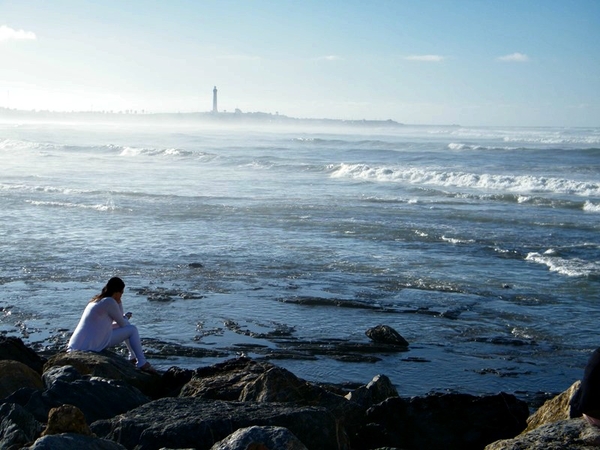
(1, 336, 592, 450)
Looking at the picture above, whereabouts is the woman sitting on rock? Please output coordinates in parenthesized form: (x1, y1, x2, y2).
(67, 277, 158, 374)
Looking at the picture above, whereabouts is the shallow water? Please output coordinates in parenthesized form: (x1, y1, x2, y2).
(1, 119, 599, 398)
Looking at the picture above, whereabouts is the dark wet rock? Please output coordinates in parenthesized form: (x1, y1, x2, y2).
(485, 418, 600, 450)
(0, 402, 43, 450)
(24, 433, 127, 450)
(43, 350, 161, 398)
(353, 392, 528, 450)
(401, 356, 431, 363)
(157, 365, 195, 397)
(345, 374, 399, 408)
(141, 338, 228, 359)
(188, 262, 204, 268)
(0, 336, 46, 374)
(365, 325, 409, 347)
(277, 296, 386, 310)
(210, 425, 308, 450)
(223, 319, 296, 339)
(474, 336, 537, 346)
(91, 397, 344, 450)
(0, 360, 44, 399)
(41, 404, 93, 437)
(474, 367, 533, 378)
(135, 287, 204, 302)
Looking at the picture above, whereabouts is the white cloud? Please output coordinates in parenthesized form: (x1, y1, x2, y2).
(217, 54, 261, 61)
(404, 55, 445, 62)
(316, 55, 342, 61)
(0, 25, 36, 42)
(497, 52, 530, 62)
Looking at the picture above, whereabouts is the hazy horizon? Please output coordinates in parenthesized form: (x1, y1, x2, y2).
(1, 1, 599, 127)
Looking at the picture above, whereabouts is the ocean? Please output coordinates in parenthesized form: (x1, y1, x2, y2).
(1, 118, 599, 401)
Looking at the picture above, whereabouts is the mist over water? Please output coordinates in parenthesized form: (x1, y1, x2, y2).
(1, 119, 599, 399)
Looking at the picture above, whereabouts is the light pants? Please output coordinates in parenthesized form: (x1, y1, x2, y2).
(107, 324, 147, 368)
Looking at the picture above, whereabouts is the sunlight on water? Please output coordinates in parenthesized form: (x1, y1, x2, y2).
(0, 121, 598, 398)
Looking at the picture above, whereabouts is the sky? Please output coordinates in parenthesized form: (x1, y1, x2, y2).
(0, 0, 599, 126)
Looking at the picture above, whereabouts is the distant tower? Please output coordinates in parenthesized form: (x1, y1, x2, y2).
(212, 86, 218, 113)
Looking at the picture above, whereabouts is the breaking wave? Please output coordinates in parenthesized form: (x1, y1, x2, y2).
(25, 200, 119, 211)
(330, 163, 600, 197)
(525, 251, 600, 277)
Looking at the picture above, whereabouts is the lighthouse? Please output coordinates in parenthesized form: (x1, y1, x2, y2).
(212, 86, 218, 113)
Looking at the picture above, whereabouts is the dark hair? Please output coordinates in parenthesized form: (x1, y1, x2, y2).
(91, 277, 125, 302)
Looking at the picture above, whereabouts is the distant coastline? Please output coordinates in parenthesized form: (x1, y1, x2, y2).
(0, 106, 407, 128)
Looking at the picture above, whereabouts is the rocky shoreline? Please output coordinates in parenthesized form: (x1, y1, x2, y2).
(0, 335, 597, 449)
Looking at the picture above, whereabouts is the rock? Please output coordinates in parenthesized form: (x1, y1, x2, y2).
(5, 375, 150, 424)
(345, 374, 399, 408)
(24, 433, 127, 450)
(42, 365, 82, 388)
(0, 336, 46, 374)
(41, 404, 93, 436)
(44, 350, 161, 398)
(0, 402, 43, 449)
(157, 366, 194, 397)
(210, 425, 308, 450)
(365, 325, 409, 347)
(179, 357, 274, 400)
(485, 418, 600, 450)
(239, 364, 363, 437)
(91, 397, 343, 450)
(524, 381, 580, 433)
(354, 392, 529, 450)
(0, 360, 44, 399)
(184, 357, 362, 440)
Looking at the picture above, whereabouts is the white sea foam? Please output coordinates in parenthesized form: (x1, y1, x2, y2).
(583, 201, 600, 213)
(330, 163, 600, 196)
(525, 252, 599, 277)
(441, 235, 474, 244)
(119, 145, 191, 157)
(26, 200, 117, 211)
(447, 142, 514, 151)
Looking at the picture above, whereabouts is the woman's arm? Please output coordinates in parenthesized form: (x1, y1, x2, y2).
(107, 299, 129, 328)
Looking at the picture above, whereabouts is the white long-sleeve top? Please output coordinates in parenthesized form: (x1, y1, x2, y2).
(67, 297, 129, 352)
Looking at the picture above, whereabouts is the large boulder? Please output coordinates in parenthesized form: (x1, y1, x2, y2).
(485, 418, 600, 450)
(0, 336, 46, 374)
(344, 374, 399, 408)
(43, 350, 161, 398)
(210, 425, 308, 450)
(24, 433, 127, 450)
(365, 325, 409, 347)
(91, 397, 344, 450)
(4, 374, 150, 424)
(0, 360, 44, 399)
(0, 402, 43, 449)
(354, 392, 529, 450)
(179, 357, 277, 400)
(524, 381, 580, 433)
(239, 364, 363, 442)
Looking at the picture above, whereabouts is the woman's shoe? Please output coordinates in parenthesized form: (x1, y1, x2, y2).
(138, 362, 159, 375)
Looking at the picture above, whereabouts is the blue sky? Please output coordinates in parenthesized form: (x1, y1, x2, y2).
(1, 0, 599, 126)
